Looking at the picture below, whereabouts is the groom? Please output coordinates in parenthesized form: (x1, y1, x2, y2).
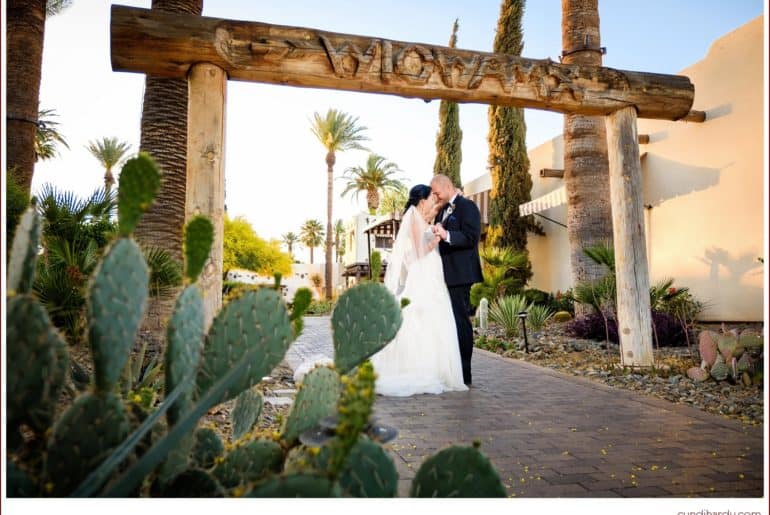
(430, 174, 483, 386)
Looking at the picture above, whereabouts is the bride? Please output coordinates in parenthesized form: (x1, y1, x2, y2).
(370, 184, 468, 396)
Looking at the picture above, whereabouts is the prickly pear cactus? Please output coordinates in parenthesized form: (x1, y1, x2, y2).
(183, 216, 214, 283)
(45, 392, 131, 496)
(332, 282, 402, 374)
(739, 330, 763, 350)
(338, 437, 398, 497)
(699, 331, 719, 367)
(281, 365, 340, 444)
(290, 287, 313, 336)
(87, 238, 149, 393)
(7, 461, 36, 497)
(231, 388, 264, 442)
(7, 207, 41, 295)
(686, 366, 709, 382)
(192, 427, 225, 469)
(117, 153, 162, 236)
(246, 473, 341, 497)
(710, 354, 730, 381)
(737, 352, 753, 374)
(717, 333, 738, 362)
(410, 445, 506, 497)
(153, 469, 224, 497)
(165, 284, 205, 425)
(284, 445, 322, 475)
(196, 288, 293, 405)
(7, 295, 69, 435)
(212, 439, 283, 488)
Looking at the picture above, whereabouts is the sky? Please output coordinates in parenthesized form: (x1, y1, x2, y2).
(28, 0, 765, 263)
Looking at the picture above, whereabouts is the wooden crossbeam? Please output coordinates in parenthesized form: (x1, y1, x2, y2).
(111, 5, 695, 120)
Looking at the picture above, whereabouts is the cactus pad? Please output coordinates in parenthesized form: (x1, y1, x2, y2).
(284, 445, 322, 475)
(232, 388, 263, 441)
(184, 216, 214, 283)
(332, 282, 402, 373)
(196, 289, 293, 405)
(192, 427, 225, 469)
(45, 392, 131, 496)
(7, 207, 41, 294)
(7, 295, 69, 434)
(212, 439, 283, 488)
(686, 366, 709, 382)
(737, 352, 753, 374)
(281, 365, 340, 444)
(338, 437, 398, 497)
(117, 153, 161, 236)
(410, 445, 506, 497)
(165, 284, 205, 425)
(87, 238, 149, 392)
(153, 469, 224, 497)
(739, 330, 763, 350)
(698, 331, 719, 367)
(7, 461, 36, 497)
(246, 473, 341, 497)
(709, 354, 730, 381)
(717, 333, 739, 362)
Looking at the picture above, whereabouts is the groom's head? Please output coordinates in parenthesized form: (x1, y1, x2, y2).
(430, 174, 455, 206)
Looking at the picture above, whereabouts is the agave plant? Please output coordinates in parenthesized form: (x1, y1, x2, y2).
(526, 304, 554, 332)
(488, 294, 530, 337)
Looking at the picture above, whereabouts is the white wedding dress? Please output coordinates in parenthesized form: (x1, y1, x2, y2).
(370, 207, 468, 396)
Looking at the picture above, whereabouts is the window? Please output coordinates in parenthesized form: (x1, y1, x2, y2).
(375, 236, 393, 249)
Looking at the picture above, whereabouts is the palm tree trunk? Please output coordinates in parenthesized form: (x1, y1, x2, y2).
(6, 0, 46, 195)
(104, 166, 115, 192)
(562, 0, 613, 318)
(310, 247, 314, 264)
(325, 151, 335, 299)
(134, 0, 203, 355)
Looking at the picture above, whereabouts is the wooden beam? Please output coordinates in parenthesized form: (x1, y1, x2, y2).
(540, 168, 564, 178)
(637, 134, 649, 144)
(679, 110, 706, 123)
(605, 106, 653, 368)
(186, 63, 227, 328)
(111, 5, 695, 120)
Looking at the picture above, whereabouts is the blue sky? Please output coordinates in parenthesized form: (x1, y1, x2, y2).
(30, 0, 765, 262)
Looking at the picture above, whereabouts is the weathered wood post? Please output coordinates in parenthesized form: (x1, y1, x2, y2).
(605, 106, 653, 367)
(186, 63, 227, 327)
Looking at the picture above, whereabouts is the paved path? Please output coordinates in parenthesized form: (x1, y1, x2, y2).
(289, 317, 764, 498)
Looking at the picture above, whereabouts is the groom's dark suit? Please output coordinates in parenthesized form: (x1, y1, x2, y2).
(435, 195, 483, 385)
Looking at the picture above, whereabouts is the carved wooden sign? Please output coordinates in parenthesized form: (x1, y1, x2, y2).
(111, 5, 694, 120)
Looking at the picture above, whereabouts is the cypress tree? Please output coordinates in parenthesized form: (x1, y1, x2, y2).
(432, 19, 463, 188)
(487, 0, 542, 257)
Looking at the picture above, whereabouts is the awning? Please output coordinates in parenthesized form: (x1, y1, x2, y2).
(518, 185, 567, 216)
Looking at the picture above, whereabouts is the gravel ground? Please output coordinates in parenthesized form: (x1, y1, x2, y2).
(476, 322, 764, 426)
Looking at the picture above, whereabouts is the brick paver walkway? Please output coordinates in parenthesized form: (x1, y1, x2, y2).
(288, 317, 764, 498)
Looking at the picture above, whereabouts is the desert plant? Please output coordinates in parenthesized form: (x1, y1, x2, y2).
(369, 250, 382, 281)
(488, 294, 530, 337)
(526, 304, 553, 332)
(470, 246, 529, 307)
(687, 328, 764, 385)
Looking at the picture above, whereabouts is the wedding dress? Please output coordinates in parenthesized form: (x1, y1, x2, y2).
(370, 206, 468, 396)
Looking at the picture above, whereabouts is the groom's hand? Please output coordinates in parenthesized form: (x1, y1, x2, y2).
(432, 223, 448, 241)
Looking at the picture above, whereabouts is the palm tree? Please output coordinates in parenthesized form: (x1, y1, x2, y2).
(134, 0, 203, 354)
(333, 219, 346, 263)
(377, 186, 409, 215)
(281, 231, 299, 258)
(86, 137, 131, 192)
(6, 0, 72, 194)
(562, 0, 613, 317)
(300, 219, 325, 264)
(34, 108, 69, 161)
(310, 109, 369, 299)
(341, 154, 403, 214)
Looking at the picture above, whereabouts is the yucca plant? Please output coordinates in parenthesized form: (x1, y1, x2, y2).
(488, 294, 530, 337)
(526, 304, 554, 332)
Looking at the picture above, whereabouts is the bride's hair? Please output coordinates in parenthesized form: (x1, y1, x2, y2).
(404, 184, 431, 214)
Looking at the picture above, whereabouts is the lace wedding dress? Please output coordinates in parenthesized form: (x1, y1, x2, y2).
(370, 207, 468, 396)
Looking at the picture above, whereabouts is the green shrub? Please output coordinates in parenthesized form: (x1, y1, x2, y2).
(6, 171, 30, 244)
(526, 304, 553, 332)
(305, 298, 335, 316)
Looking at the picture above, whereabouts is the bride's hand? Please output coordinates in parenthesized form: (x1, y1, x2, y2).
(426, 235, 440, 252)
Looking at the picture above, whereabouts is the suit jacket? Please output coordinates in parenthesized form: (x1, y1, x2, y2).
(434, 195, 484, 287)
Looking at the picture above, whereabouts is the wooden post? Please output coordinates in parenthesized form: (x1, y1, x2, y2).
(186, 63, 227, 328)
(605, 106, 653, 367)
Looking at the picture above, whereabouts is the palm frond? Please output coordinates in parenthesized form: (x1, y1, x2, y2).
(143, 246, 183, 298)
(582, 242, 615, 271)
